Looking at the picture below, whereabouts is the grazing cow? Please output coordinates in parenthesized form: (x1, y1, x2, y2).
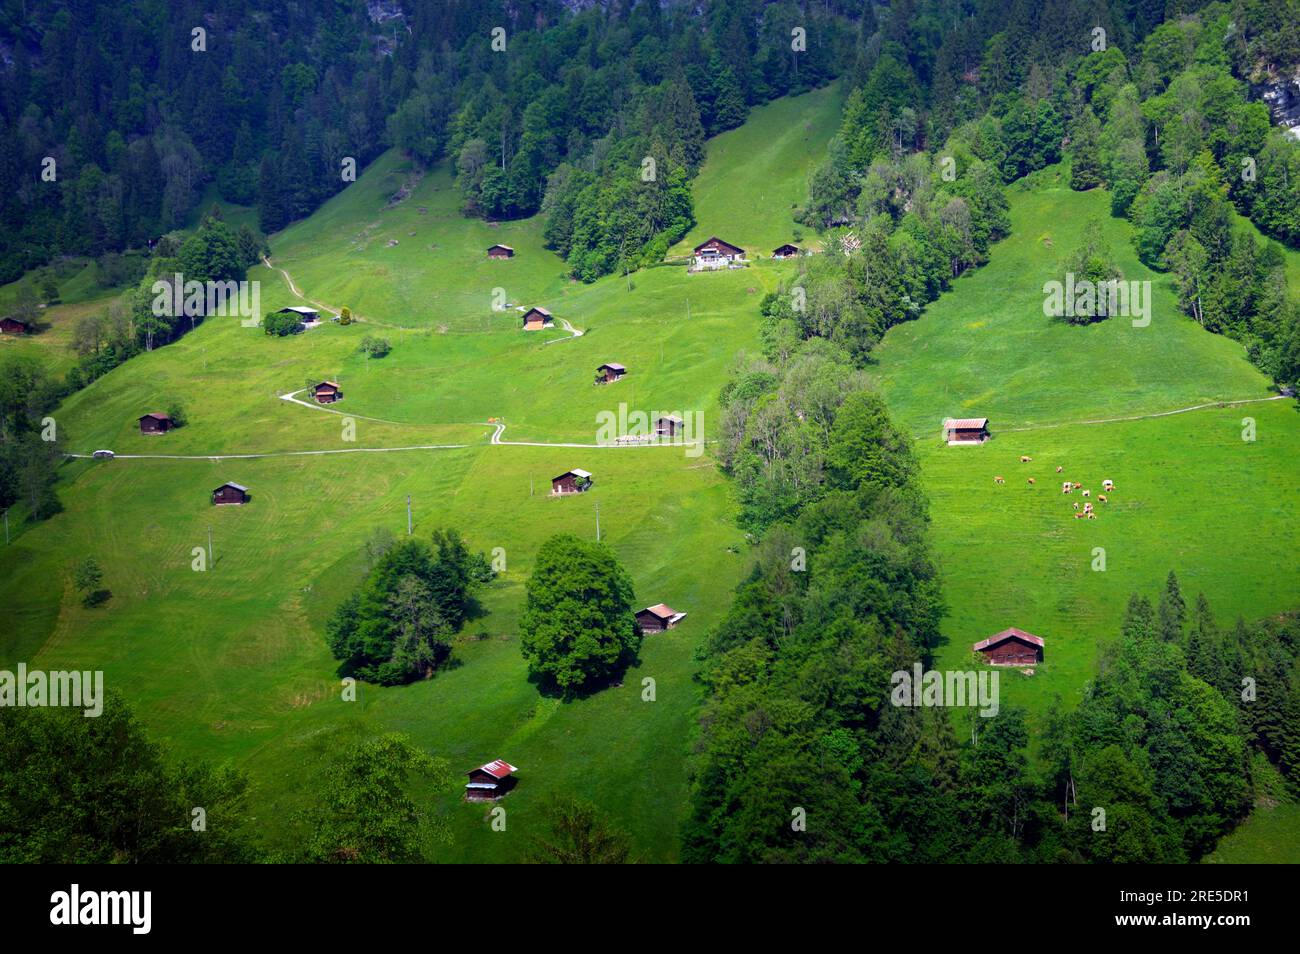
(1027, 477, 1035, 485)
(1082, 489, 1090, 497)
(1020, 455, 1032, 463)
(1073, 502, 1079, 510)
(1103, 479, 1114, 490)
(1074, 512, 1085, 519)
(1098, 494, 1107, 503)
(1056, 466, 1064, 473)
(994, 476, 1005, 484)
(1087, 511, 1097, 519)
(1062, 482, 1072, 493)
(1084, 503, 1093, 513)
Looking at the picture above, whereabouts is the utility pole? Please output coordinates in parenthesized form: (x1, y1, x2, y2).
(207, 526, 213, 567)
(595, 500, 601, 542)
(406, 494, 413, 535)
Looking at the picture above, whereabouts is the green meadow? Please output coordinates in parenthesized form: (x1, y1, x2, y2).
(672, 82, 845, 257)
(0, 86, 848, 861)
(3, 79, 1297, 862)
(871, 165, 1300, 734)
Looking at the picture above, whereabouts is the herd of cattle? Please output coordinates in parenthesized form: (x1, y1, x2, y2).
(992, 459, 1116, 520)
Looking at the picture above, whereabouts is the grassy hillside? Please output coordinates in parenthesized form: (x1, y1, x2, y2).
(872, 165, 1300, 736)
(0, 86, 849, 861)
(1204, 803, 1300, 863)
(673, 82, 845, 257)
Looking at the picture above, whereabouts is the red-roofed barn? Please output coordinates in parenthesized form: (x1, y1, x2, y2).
(943, 417, 990, 444)
(465, 759, 518, 800)
(636, 603, 686, 633)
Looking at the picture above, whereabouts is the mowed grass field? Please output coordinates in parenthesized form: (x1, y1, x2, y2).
(0, 87, 848, 861)
(871, 165, 1300, 735)
(1204, 803, 1300, 863)
(672, 82, 845, 256)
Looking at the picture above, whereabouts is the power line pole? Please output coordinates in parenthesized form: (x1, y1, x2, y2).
(207, 526, 213, 567)
(595, 500, 601, 542)
(406, 494, 413, 535)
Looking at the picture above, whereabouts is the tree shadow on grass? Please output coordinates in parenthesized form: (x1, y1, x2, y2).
(81, 589, 112, 608)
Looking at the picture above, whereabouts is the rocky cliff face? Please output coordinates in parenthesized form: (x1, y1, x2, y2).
(1254, 75, 1300, 141)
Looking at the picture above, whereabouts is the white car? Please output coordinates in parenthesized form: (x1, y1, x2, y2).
(92, 450, 114, 459)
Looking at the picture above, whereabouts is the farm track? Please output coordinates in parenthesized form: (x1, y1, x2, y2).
(917, 395, 1290, 441)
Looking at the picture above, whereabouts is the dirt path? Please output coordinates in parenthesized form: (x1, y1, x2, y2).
(543, 317, 584, 345)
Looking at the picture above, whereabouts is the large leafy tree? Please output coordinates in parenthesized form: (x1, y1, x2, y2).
(327, 530, 492, 684)
(297, 734, 452, 864)
(0, 694, 255, 863)
(519, 534, 640, 693)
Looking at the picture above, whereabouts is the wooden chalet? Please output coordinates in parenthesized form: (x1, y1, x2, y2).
(211, 482, 249, 506)
(522, 306, 554, 331)
(692, 236, 745, 269)
(943, 417, 990, 445)
(551, 468, 593, 495)
(487, 244, 515, 259)
(465, 759, 518, 801)
(636, 603, 687, 632)
(312, 380, 342, 404)
(595, 362, 626, 384)
(655, 414, 684, 437)
(772, 244, 801, 259)
(138, 412, 173, 435)
(0, 316, 31, 335)
(973, 628, 1044, 666)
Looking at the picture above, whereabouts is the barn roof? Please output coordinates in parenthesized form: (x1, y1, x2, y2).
(470, 759, 517, 780)
(598, 362, 626, 372)
(640, 603, 679, 619)
(657, 414, 684, 424)
(552, 468, 592, 482)
(140, 412, 171, 421)
(523, 306, 552, 317)
(2, 315, 31, 326)
(944, 417, 989, 429)
(694, 236, 744, 255)
(215, 482, 248, 493)
(773, 243, 800, 253)
(315, 380, 339, 389)
(487, 244, 514, 251)
(972, 627, 1044, 652)
(277, 306, 319, 315)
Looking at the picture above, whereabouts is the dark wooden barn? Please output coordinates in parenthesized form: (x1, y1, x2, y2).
(595, 362, 626, 384)
(0, 316, 32, 335)
(522, 306, 553, 331)
(636, 603, 687, 632)
(973, 628, 1044, 666)
(772, 243, 801, 258)
(655, 414, 683, 437)
(138, 412, 172, 435)
(211, 482, 249, 506)
(465, 759, 518, 800)
(312, 380, 342, 404)
(551, 469, 592, 495)
(487, 244, 514, 259)
(943, 417, 990, 444)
